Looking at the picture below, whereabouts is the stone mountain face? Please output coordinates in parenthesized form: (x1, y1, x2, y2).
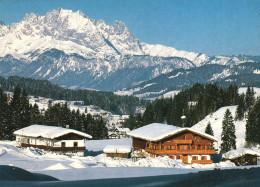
(0, 8, 259, 91)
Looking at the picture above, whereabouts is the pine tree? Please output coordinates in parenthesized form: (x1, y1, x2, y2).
(9, 86, 23, 139)
(235, 93, 245, 120)
(220, 109, 236, 153)
(205, 122, 214, 136)
(246, 109, 256, 146)
(31, 103, 42, 124)
(246, 98, 260, 146)
(245, 87, 255, 111)
(0, 87, 9, 139)
(20, 89, 31, 127)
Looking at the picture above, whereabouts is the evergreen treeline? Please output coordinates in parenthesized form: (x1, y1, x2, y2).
(0, 76, 149, 115)
(0, 86, 108, 140)
(124, 83, 241, 129)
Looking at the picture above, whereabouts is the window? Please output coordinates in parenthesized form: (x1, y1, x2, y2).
(61, 142, 66, 147)
(161, 145, 164, 150)
(176, 156, 181, 159)
(183, 145, 187, 150)
(74, 142, 78, 147)
(192, 156, 198, 160)
(201, 156, 206, 160)
(170, 146, 173, 150)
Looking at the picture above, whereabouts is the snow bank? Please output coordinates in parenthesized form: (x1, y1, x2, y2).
(93, 154, 235, 169)
(223, 148, 260, 160)
(69, 161, 88, 169)
(43, 163, 72, 170)
(103, 145, 131, 153)
(0, 146, 6, 156)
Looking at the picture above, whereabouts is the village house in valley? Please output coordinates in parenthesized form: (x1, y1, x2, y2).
(127, 123, 217, 164)
(14, 124, 92, 156)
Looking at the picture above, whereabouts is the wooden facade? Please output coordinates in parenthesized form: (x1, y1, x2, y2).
(106, 153, 130, 158)
(132, 129, 216, 164)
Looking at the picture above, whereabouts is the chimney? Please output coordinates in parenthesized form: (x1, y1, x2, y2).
(66, 125, 70, 129)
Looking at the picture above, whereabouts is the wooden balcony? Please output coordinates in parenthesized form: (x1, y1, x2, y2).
(20, 143, 85, 151)
(191, 160, 213, 164)
(50, 146, 85, 151)
(145, 148, 215, 155)
(173, 140, 193, 144)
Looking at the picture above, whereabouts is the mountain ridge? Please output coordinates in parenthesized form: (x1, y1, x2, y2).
(0, 8, 259, 91)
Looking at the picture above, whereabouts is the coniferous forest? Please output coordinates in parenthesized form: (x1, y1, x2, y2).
(0, 86, 108, 140)
(124, 83, 241, 128)
(0, 76, 149, 115)
(124, 83, 259, 152)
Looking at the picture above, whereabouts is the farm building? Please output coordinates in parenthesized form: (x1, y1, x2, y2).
(127, 123, 217, 164)
(222, 148, 260, 166)
(14, 124, 92, 156)
(103, 145, 132, 158)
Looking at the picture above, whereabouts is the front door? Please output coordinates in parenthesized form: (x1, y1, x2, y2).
(182, 155, 188, 164)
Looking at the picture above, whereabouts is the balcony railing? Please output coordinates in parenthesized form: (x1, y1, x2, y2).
(20, 143, 85, 151)
(145, 148, 215, 155)
(173, 140, 193, 144)
(191, 160, 213, 164)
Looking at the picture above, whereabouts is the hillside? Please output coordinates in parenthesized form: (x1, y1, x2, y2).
(191, 106, 246, 151)
(117, 62, 260, 99)
(0, 76, 148, 114)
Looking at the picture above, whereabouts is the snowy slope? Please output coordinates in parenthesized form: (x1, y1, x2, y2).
(238, 87, 260, 98)
(191, 106, 246, 150)
(118, 62, 260, 98)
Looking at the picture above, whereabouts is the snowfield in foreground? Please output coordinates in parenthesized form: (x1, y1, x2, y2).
(0, 140, 237, 181)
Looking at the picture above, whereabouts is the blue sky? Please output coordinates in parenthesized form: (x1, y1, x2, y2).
(0, 0, 259, 56)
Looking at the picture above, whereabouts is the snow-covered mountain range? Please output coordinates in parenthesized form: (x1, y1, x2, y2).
(0, 8, 259, 91)
(116, 62, 260, 99)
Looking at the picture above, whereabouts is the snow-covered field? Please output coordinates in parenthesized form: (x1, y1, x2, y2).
(0, 140, 236, 181)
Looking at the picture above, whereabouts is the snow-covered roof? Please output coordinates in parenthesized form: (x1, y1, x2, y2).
(223, 148, 260, 159)
(116, 126, 130, 132)
(127, 123, 217, 142)
(103, 145, 132, 153)
(13, 124, 92, 139)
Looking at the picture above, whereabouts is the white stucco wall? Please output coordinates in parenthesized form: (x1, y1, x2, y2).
(54, 140, 85, 147)
(16, 135, 85, 147)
